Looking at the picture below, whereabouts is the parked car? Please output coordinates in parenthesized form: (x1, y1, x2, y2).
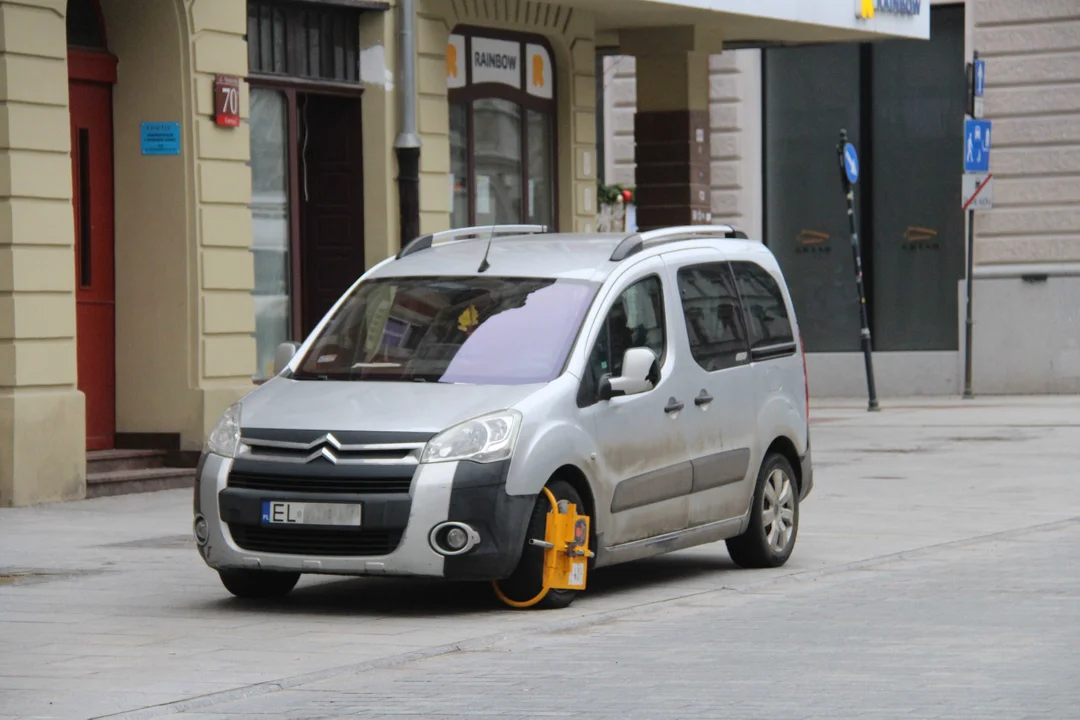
(194, 224, 813, 609)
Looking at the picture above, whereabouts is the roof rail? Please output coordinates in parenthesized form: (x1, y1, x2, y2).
(397, 224, 549, 259)
(609, 225, 747, 262)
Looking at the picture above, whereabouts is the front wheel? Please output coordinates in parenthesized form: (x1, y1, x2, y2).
(726, 453, 800, 569)
(493, 479, 584, 610)
(218, 569, 300, 599)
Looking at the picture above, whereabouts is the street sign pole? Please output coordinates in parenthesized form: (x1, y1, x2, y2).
(963, 205, 975, 399)
(962, 50, 990, 400)
(837, 128, 879, 413)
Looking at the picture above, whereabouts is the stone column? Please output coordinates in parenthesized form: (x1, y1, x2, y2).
(0, 0, 85, 506)
(623, 28, 716, 231)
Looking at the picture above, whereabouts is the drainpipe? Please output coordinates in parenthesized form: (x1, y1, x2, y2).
(394, 0, 421, 250)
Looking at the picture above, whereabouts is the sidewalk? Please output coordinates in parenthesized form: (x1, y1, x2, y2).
(2, 396, 1079, 719)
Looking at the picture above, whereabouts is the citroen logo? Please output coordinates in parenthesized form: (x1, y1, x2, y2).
(306, 433, 343, 464)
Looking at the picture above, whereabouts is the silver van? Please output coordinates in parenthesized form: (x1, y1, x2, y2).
(194, 225, 813, 609)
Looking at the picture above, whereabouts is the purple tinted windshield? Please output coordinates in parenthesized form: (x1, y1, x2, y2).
(296, 276, 598, 385)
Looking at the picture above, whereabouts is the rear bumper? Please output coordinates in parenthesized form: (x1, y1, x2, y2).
(798, 442, 814, 501)
(194, 453, 533, 581)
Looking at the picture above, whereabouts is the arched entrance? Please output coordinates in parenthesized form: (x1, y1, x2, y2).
(67, 0, 117, 450)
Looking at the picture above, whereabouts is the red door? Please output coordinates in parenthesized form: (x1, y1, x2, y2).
(69, 78, 116, 451)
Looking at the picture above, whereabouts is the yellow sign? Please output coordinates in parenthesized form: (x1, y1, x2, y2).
(858, 0, 875, 19)
(447, 42, 458, 79)
(457, 305, 479, 333)
(531, 52, 544, 88)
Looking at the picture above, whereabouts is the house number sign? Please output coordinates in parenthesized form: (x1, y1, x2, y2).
(213, 75, 241, 128)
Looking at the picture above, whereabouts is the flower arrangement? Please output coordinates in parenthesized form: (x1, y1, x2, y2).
(596, 181, 635, 232)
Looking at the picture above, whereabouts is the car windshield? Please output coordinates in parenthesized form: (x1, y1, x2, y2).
(294, 276, 599, 385)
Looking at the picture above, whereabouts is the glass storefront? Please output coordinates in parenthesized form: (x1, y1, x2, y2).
(764, 5, 965, 353)
(447, 29, 556, 229)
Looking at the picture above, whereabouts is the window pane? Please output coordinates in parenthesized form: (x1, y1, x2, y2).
(764, 43, 862, 352)
(527, 109, 554, 227)
(870, 5, 966, 351)
(677, 264, 749, 371)
(450, 103, 469, 228)
(731, 262, 794, 350)
(473, 98, 522, 224)
(586, 276, 666, 389)
(250, 89, 292, 379)
(297, 277, 599, 385)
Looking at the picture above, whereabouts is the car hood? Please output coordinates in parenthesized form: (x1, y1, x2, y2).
(239, 377, 545, 434)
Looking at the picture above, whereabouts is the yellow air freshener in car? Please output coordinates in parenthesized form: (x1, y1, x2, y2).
(458, 305, 479, 333)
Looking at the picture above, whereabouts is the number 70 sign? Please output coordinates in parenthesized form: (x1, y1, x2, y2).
(213, 75, 241, 128)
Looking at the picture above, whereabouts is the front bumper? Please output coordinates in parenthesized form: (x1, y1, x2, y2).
(195, 453, 534, 581)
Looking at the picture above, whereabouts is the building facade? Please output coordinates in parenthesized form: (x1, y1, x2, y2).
(0, 0, 924, 507)
(602, 0, 1080, 397)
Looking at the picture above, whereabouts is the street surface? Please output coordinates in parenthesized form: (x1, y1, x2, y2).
(2, 397, 1079, 719)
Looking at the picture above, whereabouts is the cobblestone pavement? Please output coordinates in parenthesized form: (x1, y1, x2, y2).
(1, 397, 1079, 719)
(169, 518, 1080, 719)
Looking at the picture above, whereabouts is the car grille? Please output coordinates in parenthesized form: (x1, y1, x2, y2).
(227, 471, 413, 494)
(228, 525, 403, 557)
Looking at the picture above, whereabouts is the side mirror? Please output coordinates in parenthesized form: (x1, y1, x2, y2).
(273, 342, 299, 375)
(603, 347, 658, 399)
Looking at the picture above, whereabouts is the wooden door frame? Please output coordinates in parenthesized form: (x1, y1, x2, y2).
(248, 74, 364, 344)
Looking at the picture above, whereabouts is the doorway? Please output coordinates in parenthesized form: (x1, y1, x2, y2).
(298, 93, 366, 336)
(68, 33, 117, 451)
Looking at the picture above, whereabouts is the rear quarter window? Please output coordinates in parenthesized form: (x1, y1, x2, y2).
(731, 261, 795, 358)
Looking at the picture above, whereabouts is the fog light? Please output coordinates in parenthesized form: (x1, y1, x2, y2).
(445, 527, 468, 551)
(193, 515, 209, 546)
(428, 522, 480, 556)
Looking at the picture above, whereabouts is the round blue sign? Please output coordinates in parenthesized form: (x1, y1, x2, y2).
(842, 142, 860, 185)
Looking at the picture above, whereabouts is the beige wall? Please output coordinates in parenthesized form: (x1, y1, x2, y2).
(0, 0, 85, 506)
(104, 0, 253, 452)
(414, 0, 598, 235)
(602, 48, 763, 239)
(973, 0, 1080, 266)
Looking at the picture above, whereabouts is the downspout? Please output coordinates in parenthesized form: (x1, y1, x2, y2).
(394, 0, 421, 250)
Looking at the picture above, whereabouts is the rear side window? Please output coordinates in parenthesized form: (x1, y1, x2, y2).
(731, 261, 796, 358)
(676, 263, 749, 371)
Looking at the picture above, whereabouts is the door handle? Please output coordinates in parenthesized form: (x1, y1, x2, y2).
(664, 398, 684, 414)
(694, 392, 714, 407)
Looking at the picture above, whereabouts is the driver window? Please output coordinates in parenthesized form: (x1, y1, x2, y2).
(586, 275, 666, 390)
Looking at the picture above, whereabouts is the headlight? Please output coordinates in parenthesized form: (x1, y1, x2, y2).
(420, 410, 522, 464)
(205, 402, 242, 458)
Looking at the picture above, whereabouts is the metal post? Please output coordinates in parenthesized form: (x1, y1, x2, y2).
(963, 208, 975, 398)
(838, 129, 880, 412)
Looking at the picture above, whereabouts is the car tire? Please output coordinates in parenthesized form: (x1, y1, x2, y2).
(726, 453, 800, 569)
(218, 569, 301, 599)
(493, 479, 584, 610)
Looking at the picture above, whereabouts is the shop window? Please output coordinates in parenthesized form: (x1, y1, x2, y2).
(250, 89, 293, 380)
(447, 29, 556, 229)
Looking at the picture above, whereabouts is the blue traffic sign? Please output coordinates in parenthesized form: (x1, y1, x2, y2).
(964, 119, 992, 173)
(974, 59, 986, 97)
(842, 142, 860, 185)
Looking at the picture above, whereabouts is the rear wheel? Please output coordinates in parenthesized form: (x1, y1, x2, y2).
(218, 569, 300, 599)
(726, 453, 799, 569)
(493, 479, 584, 610)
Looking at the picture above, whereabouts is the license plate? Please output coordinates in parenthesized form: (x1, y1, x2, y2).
(261, 501, 362, 527)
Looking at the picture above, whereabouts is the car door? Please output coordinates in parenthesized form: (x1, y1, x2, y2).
(579, 257, 695, 546)
(663, 250, 760, 527)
